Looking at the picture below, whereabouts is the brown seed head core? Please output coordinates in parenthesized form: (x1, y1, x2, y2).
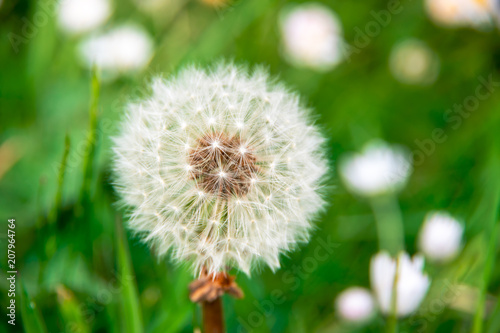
(188, 132, 258, 198)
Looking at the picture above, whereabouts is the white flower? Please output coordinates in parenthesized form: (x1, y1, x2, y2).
(113, 64, 328, 275)
(336, 287, 375, 323)
(339, 141, 412, 197)
(370, 251, 430, 317)
(279, 3, 345, 71)
(425, 0, 494, 28)
(79, 25, 153, 78)
(418, 211, 463, 262)
(390, 39, 440, 86)
(57, 0, 111, 34)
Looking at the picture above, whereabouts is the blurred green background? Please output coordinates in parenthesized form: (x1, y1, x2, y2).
(1, 0, 500, 332)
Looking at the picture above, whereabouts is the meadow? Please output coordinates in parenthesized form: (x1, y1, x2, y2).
(1, 0, 500, 332)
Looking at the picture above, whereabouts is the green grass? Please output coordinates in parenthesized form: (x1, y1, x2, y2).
(1, 0, 500, 332)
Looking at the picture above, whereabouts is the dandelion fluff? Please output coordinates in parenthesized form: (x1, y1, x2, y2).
(113, 64, 328, 275)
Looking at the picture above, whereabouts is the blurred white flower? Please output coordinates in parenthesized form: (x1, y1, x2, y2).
(339, 141, 412, 197)
(336, 287, 375, 323)
(425, 0, 494, 28)
(370, 251, 430, 317)
(113, 64, 328, 275)
(390, 39, 440, 85)
(79, 25, 153, 77)
(279, 3, 345, 71)
(58, 0, 111, 35)
(419, 211, 463, 262)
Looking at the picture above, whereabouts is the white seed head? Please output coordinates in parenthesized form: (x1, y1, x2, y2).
(57, 0, 111, 35)
(113, 64, 328, 275)
(339, 140, 412, 197)
(335, 287, 375, 323)
(279, 3, 345, 71)
(79, 24, 153, 78)
(370, 251, 430, 317)
(425, 0, 494, 28)
(390, 39, 440, 86)
(418, 211, 463, 262)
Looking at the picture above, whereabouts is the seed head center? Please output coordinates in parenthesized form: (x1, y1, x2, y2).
(188, 132, 258, 198)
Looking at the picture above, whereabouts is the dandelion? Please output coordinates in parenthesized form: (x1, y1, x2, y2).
(419, 211, 463, 262)
(425, 0, 494, 28)
(339, 141, 412, 197)
(114, 63, 328, 331)
(114, 63, 327, 275)
(389, 39, 440, 86)
(79, 25, 153, 79)
(279, 3, 345, 71)
(57, 0, 111, 35)
(370, 251, 430, 317)
(335, 287, 375, 323)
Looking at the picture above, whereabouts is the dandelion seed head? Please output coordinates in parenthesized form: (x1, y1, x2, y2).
(113, 63, 328, 275)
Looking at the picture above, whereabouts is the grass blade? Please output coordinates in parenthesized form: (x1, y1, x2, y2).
(56, 285, 90, 333)
(115, 215, 144, 333)
(19, 277, 48, 333)
(80, 67, 100, 200)
(48, 134, 70, 226)
(472, 150, 500, 333)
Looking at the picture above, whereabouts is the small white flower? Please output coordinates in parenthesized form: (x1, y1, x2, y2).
(390, 39, 440, 86)
(279, 3, 345, 71)
(79, 25, 153, 78)
(425, 0, 494, 28)
(339, 141, 412, 197)
(418, 211, 463, 262)
(113, 63, 328, 275)
(336, 287, 375, 323)
(370, 251, 430, 317)
(57, 0, 111, 35)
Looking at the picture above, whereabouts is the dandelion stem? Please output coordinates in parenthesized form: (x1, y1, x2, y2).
(202, 298, 225, 333)
(370, 195, 405, 255)
(189, 269, 242, 333)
